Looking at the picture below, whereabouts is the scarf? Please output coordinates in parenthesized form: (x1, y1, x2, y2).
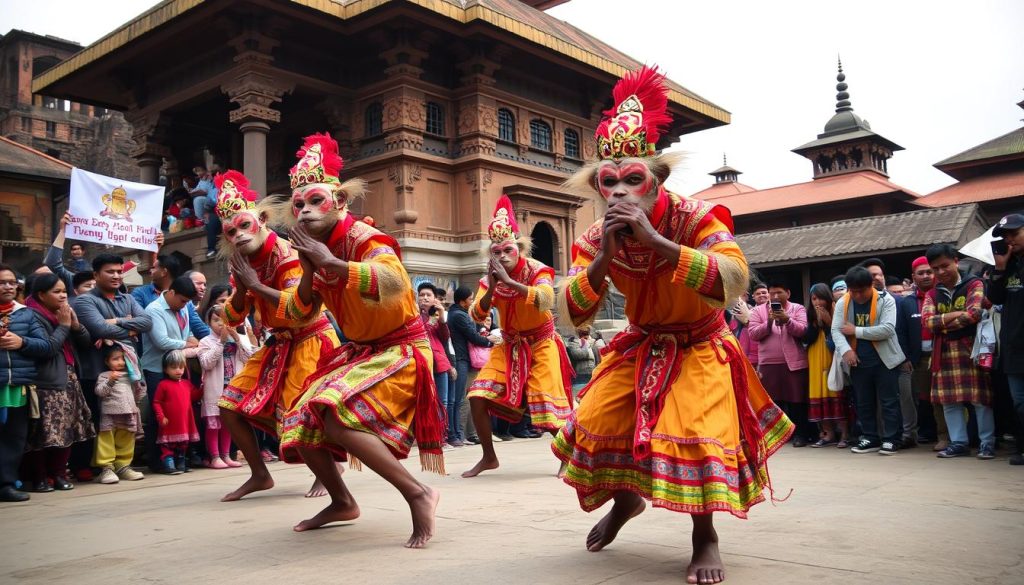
(0, 300, 13, 333)
(841, 289, 878, 352)
(25, 297, 74, 366)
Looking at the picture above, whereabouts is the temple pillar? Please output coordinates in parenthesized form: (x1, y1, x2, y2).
(137, 155, 162, 185)
(240, 121, 271, 196)
(221, 57, 293, 197)
(125, 111, 172, 185)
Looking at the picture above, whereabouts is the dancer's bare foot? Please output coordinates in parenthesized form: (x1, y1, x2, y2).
(461, 456, 499, 478)
(306, 478, 328, 498)
(586, 493, 645, 552)
(404, 485, 439, 548)
(556, 460, 568, 479)
(687, 517, 724, 584)
(221, 473, 273, 502)
(293, 498, 361, 532)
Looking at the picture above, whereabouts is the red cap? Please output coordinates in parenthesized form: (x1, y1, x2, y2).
(911, 256, 929, 270)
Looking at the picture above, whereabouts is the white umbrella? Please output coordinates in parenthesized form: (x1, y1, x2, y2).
(959, 226, 997, 266)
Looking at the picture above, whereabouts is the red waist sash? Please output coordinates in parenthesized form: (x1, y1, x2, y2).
(501, 319, 575, 411)
(314, 316, 446, 473)
(598, 311, 762, 466)
(239, 315, 333, 417)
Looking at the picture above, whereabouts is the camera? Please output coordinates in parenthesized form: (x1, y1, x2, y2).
(770, 301, 782, 312)
(991, 239, 1010, 256)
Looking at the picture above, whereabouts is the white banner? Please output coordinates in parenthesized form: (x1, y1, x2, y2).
(67, 168, 164, 252)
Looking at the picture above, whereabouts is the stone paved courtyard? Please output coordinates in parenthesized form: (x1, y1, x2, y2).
(2, 437, 1022, 585)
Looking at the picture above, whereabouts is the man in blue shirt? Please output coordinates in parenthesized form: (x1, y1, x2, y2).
(142, 275, 202, 472)
(131, 254, 211, 340)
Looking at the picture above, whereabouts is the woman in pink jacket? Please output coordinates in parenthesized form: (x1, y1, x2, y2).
(748, 281, 813, 447)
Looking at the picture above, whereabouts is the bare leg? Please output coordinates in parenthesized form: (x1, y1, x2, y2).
(686, 514, 724, 584)
(586, 490, 646, 552)
(322, 416, 438, 548)
(305, 463, 343, 498)
(219, 409, 273, 501)
(462, 398, 499, 478)
(821, 421, 835, 442)
(293, 448, 360, 531)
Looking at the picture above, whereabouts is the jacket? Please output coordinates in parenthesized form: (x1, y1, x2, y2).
(748, 301, 809, 371)
(564, 336, 596, 381)
(73, 287, 153, 380)
(30, 309, 92, 389)
(448, 303, 492, 364)
(895, 293, 923, 366)
(987, 254, 1024, 374)
(832, 290, 906, 370)
(142, 293, 200, 373)
(421, 310, 452, 373)
(0, 303, 50, 386)
(195, 334, 254, 417)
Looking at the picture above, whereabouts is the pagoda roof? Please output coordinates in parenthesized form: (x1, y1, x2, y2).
(792, 128, 904, 155)
(703, 169, 919, 216)
(934, 127, 1024, 172)
(737, 204, 984, 267)
(33, 0, 729, 126)
(917, 169, 1024, 208)
(691, 180, 757, 200)
(0, 136, 73, 182)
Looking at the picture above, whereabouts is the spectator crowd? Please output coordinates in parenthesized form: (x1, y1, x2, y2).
(726, 214, 1024, 464)
(2, 211, 1023, 503)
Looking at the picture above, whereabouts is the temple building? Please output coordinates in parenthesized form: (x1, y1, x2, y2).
(693, 63, 988, 299)
(0, 136, 71, 271)
(917, 96, 1024, 221)
(0, 30, 136, 178)
(30, 0, 728, 286)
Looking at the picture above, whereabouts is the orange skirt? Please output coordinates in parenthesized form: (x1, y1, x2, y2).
(468, 336, 572, 431)
(552, 336, 793, 518)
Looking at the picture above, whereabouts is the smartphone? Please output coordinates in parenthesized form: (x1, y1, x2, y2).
(991, 239, 1009, 256)
(770, 301, 782, 312)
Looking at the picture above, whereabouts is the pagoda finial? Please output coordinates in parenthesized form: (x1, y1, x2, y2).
(723, 153, 727, 166)
(835, 55, 852, 112)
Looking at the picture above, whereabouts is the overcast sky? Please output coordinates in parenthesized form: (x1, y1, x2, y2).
(3, 0, 1022, 195)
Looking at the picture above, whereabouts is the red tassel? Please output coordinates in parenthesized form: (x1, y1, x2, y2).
(411, 346, 447, 475)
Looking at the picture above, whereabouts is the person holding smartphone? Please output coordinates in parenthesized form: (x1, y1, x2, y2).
(749, 280, 812, 447)
(987, 213, 1024, 465)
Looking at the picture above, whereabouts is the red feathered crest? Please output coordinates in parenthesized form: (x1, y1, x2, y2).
(594, 65, 672, 160)
(214, 169, 258, 222)
(487, 194, 519, 244)
(289, 132, 344, 190)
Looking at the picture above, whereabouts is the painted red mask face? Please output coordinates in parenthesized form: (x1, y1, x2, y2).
(223, 211, 267, 255)
(596, 160, 656, 209)
(490, 241, 520, 271)
(292, 185, 339, 236)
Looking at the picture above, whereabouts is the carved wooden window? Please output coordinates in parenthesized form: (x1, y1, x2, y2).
(20, 117, 30, 132)
(498, 108, 516, 142)
(530, 119, 552, 152)
(45, 121, 56, 138)
(426, 102, 445, 136)
(564, 128, 580, 159)
(364, 102, 383, 137)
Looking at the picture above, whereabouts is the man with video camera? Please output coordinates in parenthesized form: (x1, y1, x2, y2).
(987, 213, 1024, 466)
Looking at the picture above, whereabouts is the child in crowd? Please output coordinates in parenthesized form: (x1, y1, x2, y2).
(196, 306, 252, 469)
(94, 344, 146, 484)
(153, 350, 200, 475)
